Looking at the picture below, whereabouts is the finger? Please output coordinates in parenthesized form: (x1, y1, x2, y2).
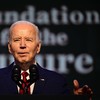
(88, 88, 93, 95)
(82, 85, 89, 91)
(82, 85, 90, 94)
(82, 85, 93, 95)
(73, 79, 80, 90)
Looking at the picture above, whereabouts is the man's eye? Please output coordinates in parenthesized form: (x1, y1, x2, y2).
(26, 39, 33, 41)
(14, 39, 19, 41)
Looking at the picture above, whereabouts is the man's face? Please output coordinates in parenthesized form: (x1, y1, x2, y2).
(8, 23, 41, 64)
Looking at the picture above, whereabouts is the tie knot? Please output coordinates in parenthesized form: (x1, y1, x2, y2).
(22, 71, 28, 77)
(21, 71, 28, 82)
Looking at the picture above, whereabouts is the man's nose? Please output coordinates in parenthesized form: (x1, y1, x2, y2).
(20, 40, 26, 48)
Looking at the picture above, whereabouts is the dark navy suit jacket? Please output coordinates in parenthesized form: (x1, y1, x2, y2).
(0, 62, 70, 95)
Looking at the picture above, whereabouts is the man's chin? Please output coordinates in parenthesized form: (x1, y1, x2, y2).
(16, 58, 33, 64)
(18, 60, 28, 64)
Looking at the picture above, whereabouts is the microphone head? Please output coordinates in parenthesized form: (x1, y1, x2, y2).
(12, 65, 21, 83)
(29, 64, 39, 83)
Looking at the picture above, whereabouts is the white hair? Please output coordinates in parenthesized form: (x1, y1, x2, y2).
(8, 20, 41, 42)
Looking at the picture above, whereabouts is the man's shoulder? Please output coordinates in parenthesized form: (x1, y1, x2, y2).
(0, 62, 14, 74)
(37, 63, 66, 81)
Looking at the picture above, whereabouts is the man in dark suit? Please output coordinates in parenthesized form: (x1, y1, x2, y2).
(0, 20, 93, 96)
(0, 62, 69, 95)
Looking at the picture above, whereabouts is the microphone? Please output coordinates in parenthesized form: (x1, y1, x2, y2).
(29, 64, 39, 85)
(11, 65, 22, 88)
(12, 64, 39, 92)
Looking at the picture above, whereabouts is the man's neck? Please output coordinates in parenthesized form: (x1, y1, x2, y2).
(14, 61, 37, 71)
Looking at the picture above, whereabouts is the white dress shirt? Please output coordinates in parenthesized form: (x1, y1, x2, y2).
(17, 69, 35, 94)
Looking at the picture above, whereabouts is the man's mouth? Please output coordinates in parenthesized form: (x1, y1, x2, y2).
(18, 52, 29, 56)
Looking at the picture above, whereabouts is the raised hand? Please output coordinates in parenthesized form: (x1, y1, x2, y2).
(73, 79, 93, 100)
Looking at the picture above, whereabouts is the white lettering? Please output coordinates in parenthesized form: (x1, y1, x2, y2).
(75, 54, 93, 74)
(0, 5, 99, 25)
(0, 54, 94, 74)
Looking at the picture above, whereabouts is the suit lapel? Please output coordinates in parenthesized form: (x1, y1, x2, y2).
(32, 63, 47, 94)
(32, 77, 46, 94)
(4, 62, 19, 94)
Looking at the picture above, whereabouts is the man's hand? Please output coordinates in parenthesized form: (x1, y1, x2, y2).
(73, 79, 93, 100)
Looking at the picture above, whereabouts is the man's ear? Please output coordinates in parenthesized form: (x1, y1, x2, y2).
(8, 42, 12, 54)
(37, 41, 42, 54)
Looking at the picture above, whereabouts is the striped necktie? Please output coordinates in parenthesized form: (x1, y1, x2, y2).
(19, 71, 30, 94)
